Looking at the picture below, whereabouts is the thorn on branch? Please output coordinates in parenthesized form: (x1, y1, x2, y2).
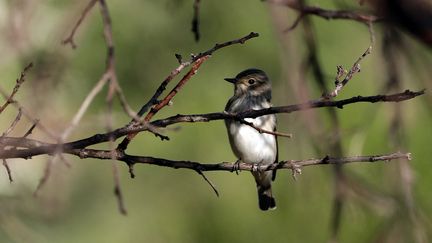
(322, 155, 330, 164)
(175, 54, 183, 64)
(154, 133, 170, 141)
(127, 162, 135, 179)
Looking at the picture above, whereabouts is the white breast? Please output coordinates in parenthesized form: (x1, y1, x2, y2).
(228, 114, 276, 165)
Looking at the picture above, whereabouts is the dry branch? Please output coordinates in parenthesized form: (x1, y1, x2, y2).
(62, 0, 98, 49)
(265, 0, 381, 31)
(2, 159, 13, 183)
(0, 63, 33, 114)
(117, 32, 259, 151)
(323, 45, 373, 99)
(191, 0, 201, 41)
(0, 90, 424, 162)
(2, 108, 22, 137)
(0, 135, 411, 173)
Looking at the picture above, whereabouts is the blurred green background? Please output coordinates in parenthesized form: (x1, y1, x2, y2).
(0, 0, 431, 242)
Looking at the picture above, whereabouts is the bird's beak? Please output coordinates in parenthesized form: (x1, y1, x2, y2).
(224, 77, 237, 84)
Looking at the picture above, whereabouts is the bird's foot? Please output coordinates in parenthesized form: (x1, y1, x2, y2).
(252, 163, 259, 173)
(231, 159, 241, 175)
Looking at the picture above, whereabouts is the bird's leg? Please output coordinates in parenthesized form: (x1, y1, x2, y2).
(252, 163, 260, 173)
(231, 159, 241, 175)
(252, 160, 265, 173)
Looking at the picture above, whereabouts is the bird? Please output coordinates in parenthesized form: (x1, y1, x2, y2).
(224, 68, 278, 211)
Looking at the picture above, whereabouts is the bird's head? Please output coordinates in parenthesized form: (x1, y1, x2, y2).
(224, 68, 271, 97)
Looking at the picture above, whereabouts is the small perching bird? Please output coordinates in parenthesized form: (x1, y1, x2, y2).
(224, 68, 278, 211)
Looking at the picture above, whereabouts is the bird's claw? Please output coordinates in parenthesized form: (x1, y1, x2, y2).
(231, 160, 241, 175)
(252, 164, 259, 172)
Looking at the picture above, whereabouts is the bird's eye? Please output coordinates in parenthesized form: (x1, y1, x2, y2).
(248, 79, 255, 85)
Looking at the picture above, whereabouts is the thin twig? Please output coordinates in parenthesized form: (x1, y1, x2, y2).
(195, 169, 219, 197)
(22, 120, 39, 138)
(117, 55, 210, 150)
(61, 72, 110, 141)
(323, 24, 374, 99)
(113, 163, 127, 215)
(0, 63, 33, 114)
(240, 119, 292, 138)
(135, 32, 259, 119)
(33, 157, 54, 197)
(2, 108, 23, 137)
(191, 0, 201, 42)
(266, 0, 381, 27)
(62, 0, 98, 49)
(2, 159, 13, 183)
(0, 65, 56, 140)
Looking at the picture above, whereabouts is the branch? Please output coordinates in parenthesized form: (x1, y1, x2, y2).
(2, 159, 13, 183)
(117, 32, 259, 151)
(0, 63, 33, 114)
(6, 146, 413, 173)
(265, 0, 381, 29)
(58, 90, 423, 151)
(145, 56, 209, 121)
(151, 90, 425, 129)
(0, 90, 424, 161)
(191, 0, 201, 42)
(62, 0, 98, 49)
(1, 108, 22, 137)
(0, 138, 411, 172)
(135, 32, 259, 118)
(239, 119, 292, 138)
(57, 89, 428, 150)
(323, 45, 373, 99)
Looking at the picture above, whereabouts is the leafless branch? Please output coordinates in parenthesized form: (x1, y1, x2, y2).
(0, 63, 32, 114)
(2, 108, 22, 137)
(0, 142, 411, 173)
(322, 23, 375, 99)
(117, 32, 259, 151)
(239, 119, 292, 138)
(62, 0, 98, 49)
(2, 159, 13, 183)
(191, 0, 201, 42)
(195, 169, 219, 197)
(22, 120, 39, 138)
(0, 65, 57, 140)
(135, 32, 259, 119)
(33, 157, 54, 197)
(265, 0, 381, 30)
(112, 160, 127, 215)
(323, 45, 373, 99)
(0, 90, 423, 162)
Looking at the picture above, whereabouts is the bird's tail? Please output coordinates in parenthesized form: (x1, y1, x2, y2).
(253, 171, 276, 211)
